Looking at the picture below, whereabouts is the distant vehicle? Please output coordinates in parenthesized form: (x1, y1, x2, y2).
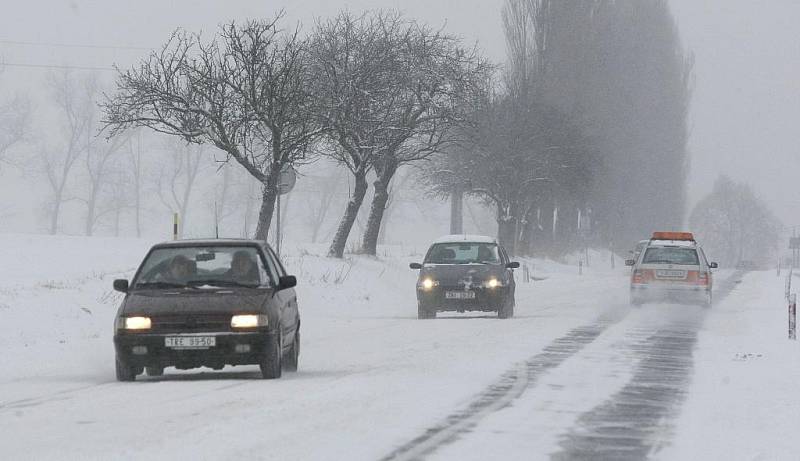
(112, 239, 300, 381)
(626, 232, 718, 307)
(410, 235, 519, 319)
(631, 239, 650, 262)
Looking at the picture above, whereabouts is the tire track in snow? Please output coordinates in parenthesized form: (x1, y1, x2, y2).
(553, 271, 746, 460)
(380, 309, 629, 461)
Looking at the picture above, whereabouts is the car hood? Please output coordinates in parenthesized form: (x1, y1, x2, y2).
(121, 289, 271, 316)
(420, 264, 506, 286)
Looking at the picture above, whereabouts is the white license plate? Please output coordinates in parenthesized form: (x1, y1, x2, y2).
(656, 270, 686, 278)
(446, 291, 476, 300)
(165, 336, 216, 349)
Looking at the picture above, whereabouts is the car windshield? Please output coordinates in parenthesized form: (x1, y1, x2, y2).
(425, 242, 500, 265)
(133, 246, 267, 288)
(642, 247, 699, 265)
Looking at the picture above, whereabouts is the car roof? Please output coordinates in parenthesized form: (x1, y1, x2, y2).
(151, 239, 267, 249)
(432, 234, 497, 244)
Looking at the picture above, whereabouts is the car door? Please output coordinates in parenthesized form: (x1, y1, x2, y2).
(263, 246, 298, 347)
(499, 246, 516, 291)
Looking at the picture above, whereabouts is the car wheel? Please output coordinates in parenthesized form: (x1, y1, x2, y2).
(418, 303, 436, 319)
(498, 296, 514, 319)
(259, 333, 282, 379)
(146, 366, 164, 377)
(282, 331, 300, 372)
(115, 355, 137, 382)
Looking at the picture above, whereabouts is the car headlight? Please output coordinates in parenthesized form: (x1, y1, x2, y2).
(231, 314, 268, 328)
(118, 316, 152, 331)
(485, 278, 503, 289)
(419, 278, 439, 291)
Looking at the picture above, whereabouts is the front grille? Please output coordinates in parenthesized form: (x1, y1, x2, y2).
(151, 314, 231, 333)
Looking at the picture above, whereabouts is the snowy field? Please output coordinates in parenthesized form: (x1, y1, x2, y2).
(0, 234, 797, 460)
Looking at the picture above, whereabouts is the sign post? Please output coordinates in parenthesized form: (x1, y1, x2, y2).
(790, 294, 796, 340)
(275, 165, 297, 257)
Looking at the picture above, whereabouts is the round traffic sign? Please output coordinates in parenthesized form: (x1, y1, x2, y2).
(278, 165, 297, 195)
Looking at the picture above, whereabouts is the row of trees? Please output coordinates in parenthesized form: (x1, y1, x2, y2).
(102, 11, 490, 257)
(4, 3, 697, 257)
(690, 176, 781, 266)
(427, 0, 693, 256)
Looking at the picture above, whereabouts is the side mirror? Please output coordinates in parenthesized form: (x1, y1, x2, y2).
(113, 279, 129, 293)
(506, 261, 520, 269)
(709, 262, 718, 269)
(409, 263, 423, 270)
(278, 275, 297, 290)
(625, 260, 636, 267)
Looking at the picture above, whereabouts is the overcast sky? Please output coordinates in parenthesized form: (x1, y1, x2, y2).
(1, 0, 798, 226)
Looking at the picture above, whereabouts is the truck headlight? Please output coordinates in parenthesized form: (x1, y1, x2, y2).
(231, 314, 268, 328)
(120, 316, 152, 330)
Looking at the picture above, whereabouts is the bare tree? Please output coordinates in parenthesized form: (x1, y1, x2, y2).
(156, 139, 206, 238)
(0, 67, 29, 170)
(103, 16, 322, 242)
(80, 77, 131, 236)
(358, 18, 490, 255)
(39, 70, 94, 234)
(127, 129, 147, 238)
(690, 176, 781, 267)
(302, 167, 343, 243)
(309, 10, 489, 256)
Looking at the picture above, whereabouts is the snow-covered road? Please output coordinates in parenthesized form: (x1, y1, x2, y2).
(1, 235, 797, 460)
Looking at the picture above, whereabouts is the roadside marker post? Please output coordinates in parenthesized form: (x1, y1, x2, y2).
(173, 213, 179, 240)
(789, 294, 796, 341)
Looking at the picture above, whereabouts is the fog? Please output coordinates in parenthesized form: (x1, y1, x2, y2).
(1, 0, 798, 240)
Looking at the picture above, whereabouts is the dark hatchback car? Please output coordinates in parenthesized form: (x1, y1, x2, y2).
(112, 239, 300, 381)
(410, 235, 519, 319)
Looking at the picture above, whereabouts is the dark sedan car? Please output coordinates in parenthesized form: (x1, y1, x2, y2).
(112, 239, 300, 381)
(410, 235, 519, 319)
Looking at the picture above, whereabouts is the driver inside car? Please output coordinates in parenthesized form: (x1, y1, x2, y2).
(161, 255, 194, 283)
(226, 250, 260, 284)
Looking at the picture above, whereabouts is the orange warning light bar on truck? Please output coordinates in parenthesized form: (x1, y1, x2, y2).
(651, 232, 695, 241)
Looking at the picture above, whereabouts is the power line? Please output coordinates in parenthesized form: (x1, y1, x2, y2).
(0, 39, 151, 51)
(0, 61, 116, 71)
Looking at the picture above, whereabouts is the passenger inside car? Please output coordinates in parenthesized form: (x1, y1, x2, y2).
(162, 255, 195, 282)
(226, 250, 260, 284)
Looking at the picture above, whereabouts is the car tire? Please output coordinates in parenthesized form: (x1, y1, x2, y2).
(498, 296, 514, 319)
(282, 331, 300, 372)
(418, 303, 436, 319)
(115, 355, 137, 382)
(146, 366, 164, 377)
(259, 333, 282, 379)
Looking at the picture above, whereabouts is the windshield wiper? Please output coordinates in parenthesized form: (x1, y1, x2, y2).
(187, 279, 260, 289)
(135, 281, 189, 289)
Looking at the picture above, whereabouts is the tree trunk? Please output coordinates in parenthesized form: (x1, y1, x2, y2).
(49, 199, 61, 235)
(362, 177, 393, 256)
(328, 171, 368, 258)
(497, 209, 518, 256)
(85, 184, 98, 236)
(254, 175, 279, 243)
(450, 185, 464, 235)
